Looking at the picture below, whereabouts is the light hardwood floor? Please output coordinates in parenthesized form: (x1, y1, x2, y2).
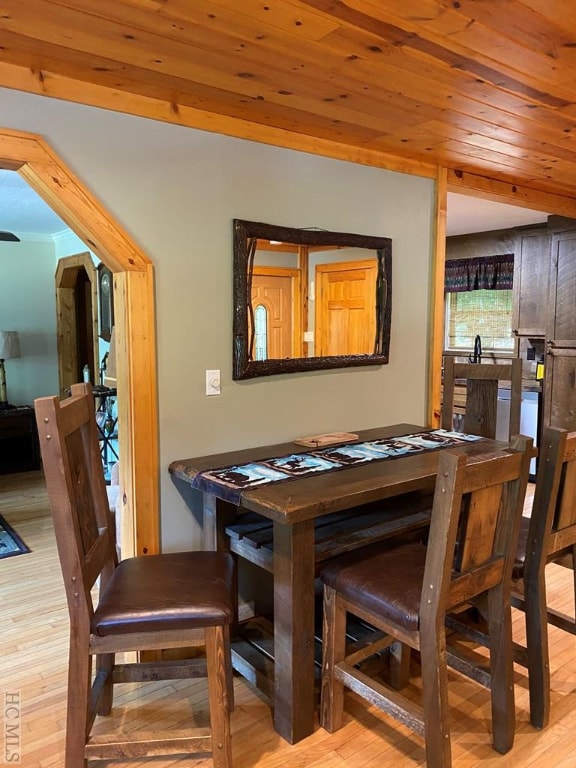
(2, 472, 576, 767)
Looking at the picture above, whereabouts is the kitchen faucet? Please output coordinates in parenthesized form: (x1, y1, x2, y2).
(469, 334, 482, 364)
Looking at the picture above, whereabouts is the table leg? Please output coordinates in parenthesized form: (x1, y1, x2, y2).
(203, 494, 239, 631)
(203, 493, 237, 551)
(273, 518, 316, 744)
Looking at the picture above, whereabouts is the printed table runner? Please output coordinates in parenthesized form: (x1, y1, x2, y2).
(191, 429, 482, 504)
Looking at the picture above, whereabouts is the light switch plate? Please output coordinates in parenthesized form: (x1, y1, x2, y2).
(206, 369, 221, 396)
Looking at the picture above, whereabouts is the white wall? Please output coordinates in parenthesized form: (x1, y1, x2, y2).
(0, 88, 436, 550)
(0, 236, 59, 405)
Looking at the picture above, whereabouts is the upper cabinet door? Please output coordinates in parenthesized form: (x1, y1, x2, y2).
(512, 229, 549, 337)
(548, 231, 576, 344)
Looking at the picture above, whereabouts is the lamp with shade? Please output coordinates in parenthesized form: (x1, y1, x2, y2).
(0, 331, 21, 409)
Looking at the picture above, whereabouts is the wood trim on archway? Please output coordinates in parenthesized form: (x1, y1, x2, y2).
(0, 127, 158, 558)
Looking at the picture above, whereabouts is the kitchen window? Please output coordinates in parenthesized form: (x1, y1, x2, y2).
(445, 289, 515, 352)
(444, 253, 515, 353)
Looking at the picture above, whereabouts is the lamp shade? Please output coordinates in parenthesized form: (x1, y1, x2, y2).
(0, 331, 21, 360)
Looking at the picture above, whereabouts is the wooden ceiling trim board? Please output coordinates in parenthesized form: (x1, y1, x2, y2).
(5, 0, 569, 147)
(410, 119, 566, 166)
(447, 168, 576, 218)
(343, 0, 576, 97)
(2, 1, 576, 198)
(322, 25, 576, 133)
(0, 0, 344, 104)
(179, 0, 342, 41)
(2, 0, 572, 170)
(519, 0, 576, 29)
(0, 62, 436, 179)
(301, 0, 575, 102)
(444, 111, 576, 161)
(0, 34, 407, 148)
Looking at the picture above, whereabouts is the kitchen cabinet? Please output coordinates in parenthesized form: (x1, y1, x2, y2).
(547, 230, 576, 343)
(543, 348, 576, 431)
(512, 228, 549, 337)
(542, 229, 576, 431)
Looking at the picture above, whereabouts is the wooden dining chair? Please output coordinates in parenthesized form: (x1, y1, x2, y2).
(319, 437, 531, 768)
(441, 356, 522, 439)
(34, 383, 235, 768)
(447, 426, 576, 730)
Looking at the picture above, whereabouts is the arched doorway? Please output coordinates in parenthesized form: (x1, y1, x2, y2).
(55, 252, 99, 396)
(0, 127, 158, 558)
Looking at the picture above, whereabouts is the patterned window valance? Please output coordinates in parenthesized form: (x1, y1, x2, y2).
(444, 253, 514, 292)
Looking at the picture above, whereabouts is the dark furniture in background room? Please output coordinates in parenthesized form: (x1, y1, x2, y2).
(0, 405, 40, 474)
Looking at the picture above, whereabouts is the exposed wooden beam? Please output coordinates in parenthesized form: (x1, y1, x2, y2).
(0, 61, 437, 180)
(447, 169, 576, 218)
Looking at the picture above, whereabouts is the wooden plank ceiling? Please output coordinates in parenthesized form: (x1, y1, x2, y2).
(2, 1, 576, 200)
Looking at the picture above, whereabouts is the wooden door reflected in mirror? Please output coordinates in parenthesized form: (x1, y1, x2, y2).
(233, 220, 392, 379)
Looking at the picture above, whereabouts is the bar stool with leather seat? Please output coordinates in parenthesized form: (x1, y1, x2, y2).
(319, 438, 531, 768)
(34, 383, 235, 768)
(442, 356, 522, 440)
(447, 426, 576, 730)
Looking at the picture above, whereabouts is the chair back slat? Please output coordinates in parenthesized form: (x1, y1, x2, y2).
(554, 454, 576, 533)
(422, 438, 531, 620)
(35, 384, 117, 620)
(442, 357, 522, 440)
(464, 379, 499, 438)
(457, 484, 502, 571)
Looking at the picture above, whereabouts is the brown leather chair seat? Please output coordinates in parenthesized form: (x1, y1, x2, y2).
(321, 541, 427, 631)
(93, 551, 235, 636)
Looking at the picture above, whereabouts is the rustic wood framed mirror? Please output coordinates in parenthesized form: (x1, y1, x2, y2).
(233, 219, 392, 379)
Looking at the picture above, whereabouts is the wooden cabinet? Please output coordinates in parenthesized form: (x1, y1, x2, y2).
(547, 230, 576, 343)
(543, 348, 576, 431)
(0, 406, 40, 474)
(512, 228, 549, 337)
(542, 230, 576, 431)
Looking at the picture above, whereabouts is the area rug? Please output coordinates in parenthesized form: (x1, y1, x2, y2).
(0, 514, 30, 559)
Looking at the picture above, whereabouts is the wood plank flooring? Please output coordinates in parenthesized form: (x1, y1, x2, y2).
(2, 472, 576, 767)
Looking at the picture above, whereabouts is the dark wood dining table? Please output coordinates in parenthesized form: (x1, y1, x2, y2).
(169, 423, 501, 745)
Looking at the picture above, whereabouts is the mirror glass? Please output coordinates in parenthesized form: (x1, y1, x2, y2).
(233, 219, 392, 379)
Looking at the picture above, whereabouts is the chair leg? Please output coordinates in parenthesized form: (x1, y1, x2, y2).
(205, 625, 233, 768)
(389, 641, 411, 690)
(487, 586, 515, 752)
(95, 653, 115, 716)
(420, 626, 452, 768)
(224, 624, 235, 713)
(65, 636, 92, 768)
(524, 568, 550, 729)
(570, 545, 576, 629)
(320, 585, 347, 733)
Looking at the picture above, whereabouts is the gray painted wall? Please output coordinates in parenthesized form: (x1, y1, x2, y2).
(0, 237, 59, 406)
(0, 88, 436, 551)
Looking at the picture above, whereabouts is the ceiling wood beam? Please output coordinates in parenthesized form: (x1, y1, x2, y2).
(447, 169, 576, 218)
